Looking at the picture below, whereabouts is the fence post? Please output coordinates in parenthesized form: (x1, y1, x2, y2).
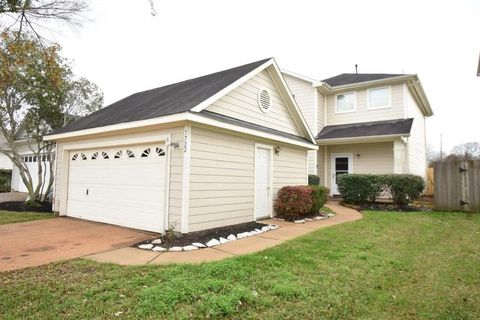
(460, 161, 470, 212)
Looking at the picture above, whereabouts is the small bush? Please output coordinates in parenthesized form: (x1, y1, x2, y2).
(274, 186, 314, 219)
(308, 174, 320, 186)
(0, 169, 11, 193)
(310, 185, 329, 214)
(337, 174, 424, 207)
(383, 174, 425, 206)
(337, 174, 383, 204)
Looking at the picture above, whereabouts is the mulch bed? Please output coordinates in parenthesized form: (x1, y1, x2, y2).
(0, 201, 52, 213)
(133, 221, 268, 249)
(343, 202, 430, 212)
(278, 211, 331, 222)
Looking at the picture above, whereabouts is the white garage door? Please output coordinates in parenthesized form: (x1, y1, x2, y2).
(66, 144, 167, 233)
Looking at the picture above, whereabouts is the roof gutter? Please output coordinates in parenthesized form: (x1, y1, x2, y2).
(44, 112, 318, 150)
(316, 133, 410, 145)
(314, 74, 417, 93)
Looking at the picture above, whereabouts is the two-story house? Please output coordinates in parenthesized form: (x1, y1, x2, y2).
(283, 71, 433, 195)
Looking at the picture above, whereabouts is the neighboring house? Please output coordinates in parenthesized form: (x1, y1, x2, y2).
(283, 71, 433, 195)
(10, 126, 52, 193)
(0, 134, 13, 170)
(45, 58, 317, 234)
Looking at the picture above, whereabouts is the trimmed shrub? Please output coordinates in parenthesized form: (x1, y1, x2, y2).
(337, 174, 383, 204)
(0, 169, 11, 193)
(274, 186, 314, 219)
(383, 174, 425, 206)
(310, 185, 329, 214)
(337, 174, 424, 207)
(308, 174, 320, 186)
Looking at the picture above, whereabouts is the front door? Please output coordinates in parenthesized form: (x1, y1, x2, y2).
(331, 154, 352, 195)
(255, 146, 272, 219)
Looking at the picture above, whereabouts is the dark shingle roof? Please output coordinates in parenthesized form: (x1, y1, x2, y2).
(50, 58, 271, 135)
(316, 118, 413, 140)
(322, 73, 409, 87)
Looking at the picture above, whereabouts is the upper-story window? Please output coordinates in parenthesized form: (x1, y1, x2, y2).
(367, 86, 391, 110)
(336, 92, 356, 113)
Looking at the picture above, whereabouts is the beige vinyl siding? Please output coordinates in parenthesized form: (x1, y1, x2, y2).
(317, 91, 325, 132)
(283, 74, 318, 174)
(206, 70, 302, 136)
(406, 88, 427, 178)
(273, 146, 307, 195)
(326, 142, 394, 188)
(188, 127, 254, 232)
(53, 126, 185, 231)
(325, 84, 404, 126)
(188, 126, 307, 232)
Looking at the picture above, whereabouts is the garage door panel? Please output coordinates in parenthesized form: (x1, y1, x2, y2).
(66, 143, 167, 233)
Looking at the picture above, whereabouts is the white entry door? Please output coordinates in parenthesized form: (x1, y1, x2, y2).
(331, 153, 352, 195)
(66, 144, 167, 233)
(255, 146, 272, 219)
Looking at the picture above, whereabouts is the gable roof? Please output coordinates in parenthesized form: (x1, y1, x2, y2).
(50, 58, 271, 135)
(316, 118, 413, 141)
(46, 58, 317, 148)
(321, 73, 410, 87)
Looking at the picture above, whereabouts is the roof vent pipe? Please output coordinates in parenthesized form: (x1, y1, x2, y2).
(355, 64, 358, 74)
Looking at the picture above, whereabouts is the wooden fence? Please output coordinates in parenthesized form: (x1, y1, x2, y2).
(425, 167, 434, 196)
(434, 160, 480, 212)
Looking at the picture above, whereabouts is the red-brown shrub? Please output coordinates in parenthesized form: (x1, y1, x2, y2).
(274, 186, 314, 219)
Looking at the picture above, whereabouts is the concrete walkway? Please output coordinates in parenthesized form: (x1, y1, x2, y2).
(85, 201, 362, 266)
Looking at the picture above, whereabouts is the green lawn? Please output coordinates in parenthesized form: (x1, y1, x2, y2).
(1, 211, 479, 319)
(0, 210, 53, 225)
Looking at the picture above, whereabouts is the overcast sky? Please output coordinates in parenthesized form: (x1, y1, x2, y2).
(54, 0, 479, 152)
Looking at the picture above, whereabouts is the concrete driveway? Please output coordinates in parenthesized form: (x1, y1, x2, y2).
(0, 218, 154, 272)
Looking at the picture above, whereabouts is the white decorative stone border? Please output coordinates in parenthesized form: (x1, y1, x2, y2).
(273, 212, 335, 224)
(137, 224, 279, 252)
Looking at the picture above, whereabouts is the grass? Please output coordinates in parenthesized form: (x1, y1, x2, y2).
(0, 210, 53, 225)
(1, 211, 479, 319)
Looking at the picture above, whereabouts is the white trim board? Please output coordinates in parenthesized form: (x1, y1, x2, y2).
(46, 112, 318, 150)
(181, 125, 191, 234)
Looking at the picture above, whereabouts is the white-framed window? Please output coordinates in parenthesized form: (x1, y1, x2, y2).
(335, 92, 356, 113)
(367, 86, 391, 110)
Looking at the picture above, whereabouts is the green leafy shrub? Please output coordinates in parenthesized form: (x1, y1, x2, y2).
(0, 169, 11, 193)
(308, 174, 320, 186)
(383, 174, 425, 206)
(337, 174, 424, 207)
(274, 186, 314, 219)
(274, 185, 330, 219)
(310, 185, 329, 214)
(337, 174, 383, 204)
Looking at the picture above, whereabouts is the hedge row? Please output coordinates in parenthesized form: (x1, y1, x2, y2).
(337, 174, 424, 206)
(0, 169, 11, 193)
(274, 185, 329, 220)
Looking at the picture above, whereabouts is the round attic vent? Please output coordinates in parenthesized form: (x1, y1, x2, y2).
(258, 88, 271, 113)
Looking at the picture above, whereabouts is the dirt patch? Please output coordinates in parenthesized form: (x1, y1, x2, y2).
(0, 201, 52, 212)
(133, 221, 269, 249)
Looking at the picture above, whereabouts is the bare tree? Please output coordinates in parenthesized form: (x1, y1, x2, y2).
(451, 142, 480, 160)
(0, 0, 89, 39)
(427, 144, 442, 166)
